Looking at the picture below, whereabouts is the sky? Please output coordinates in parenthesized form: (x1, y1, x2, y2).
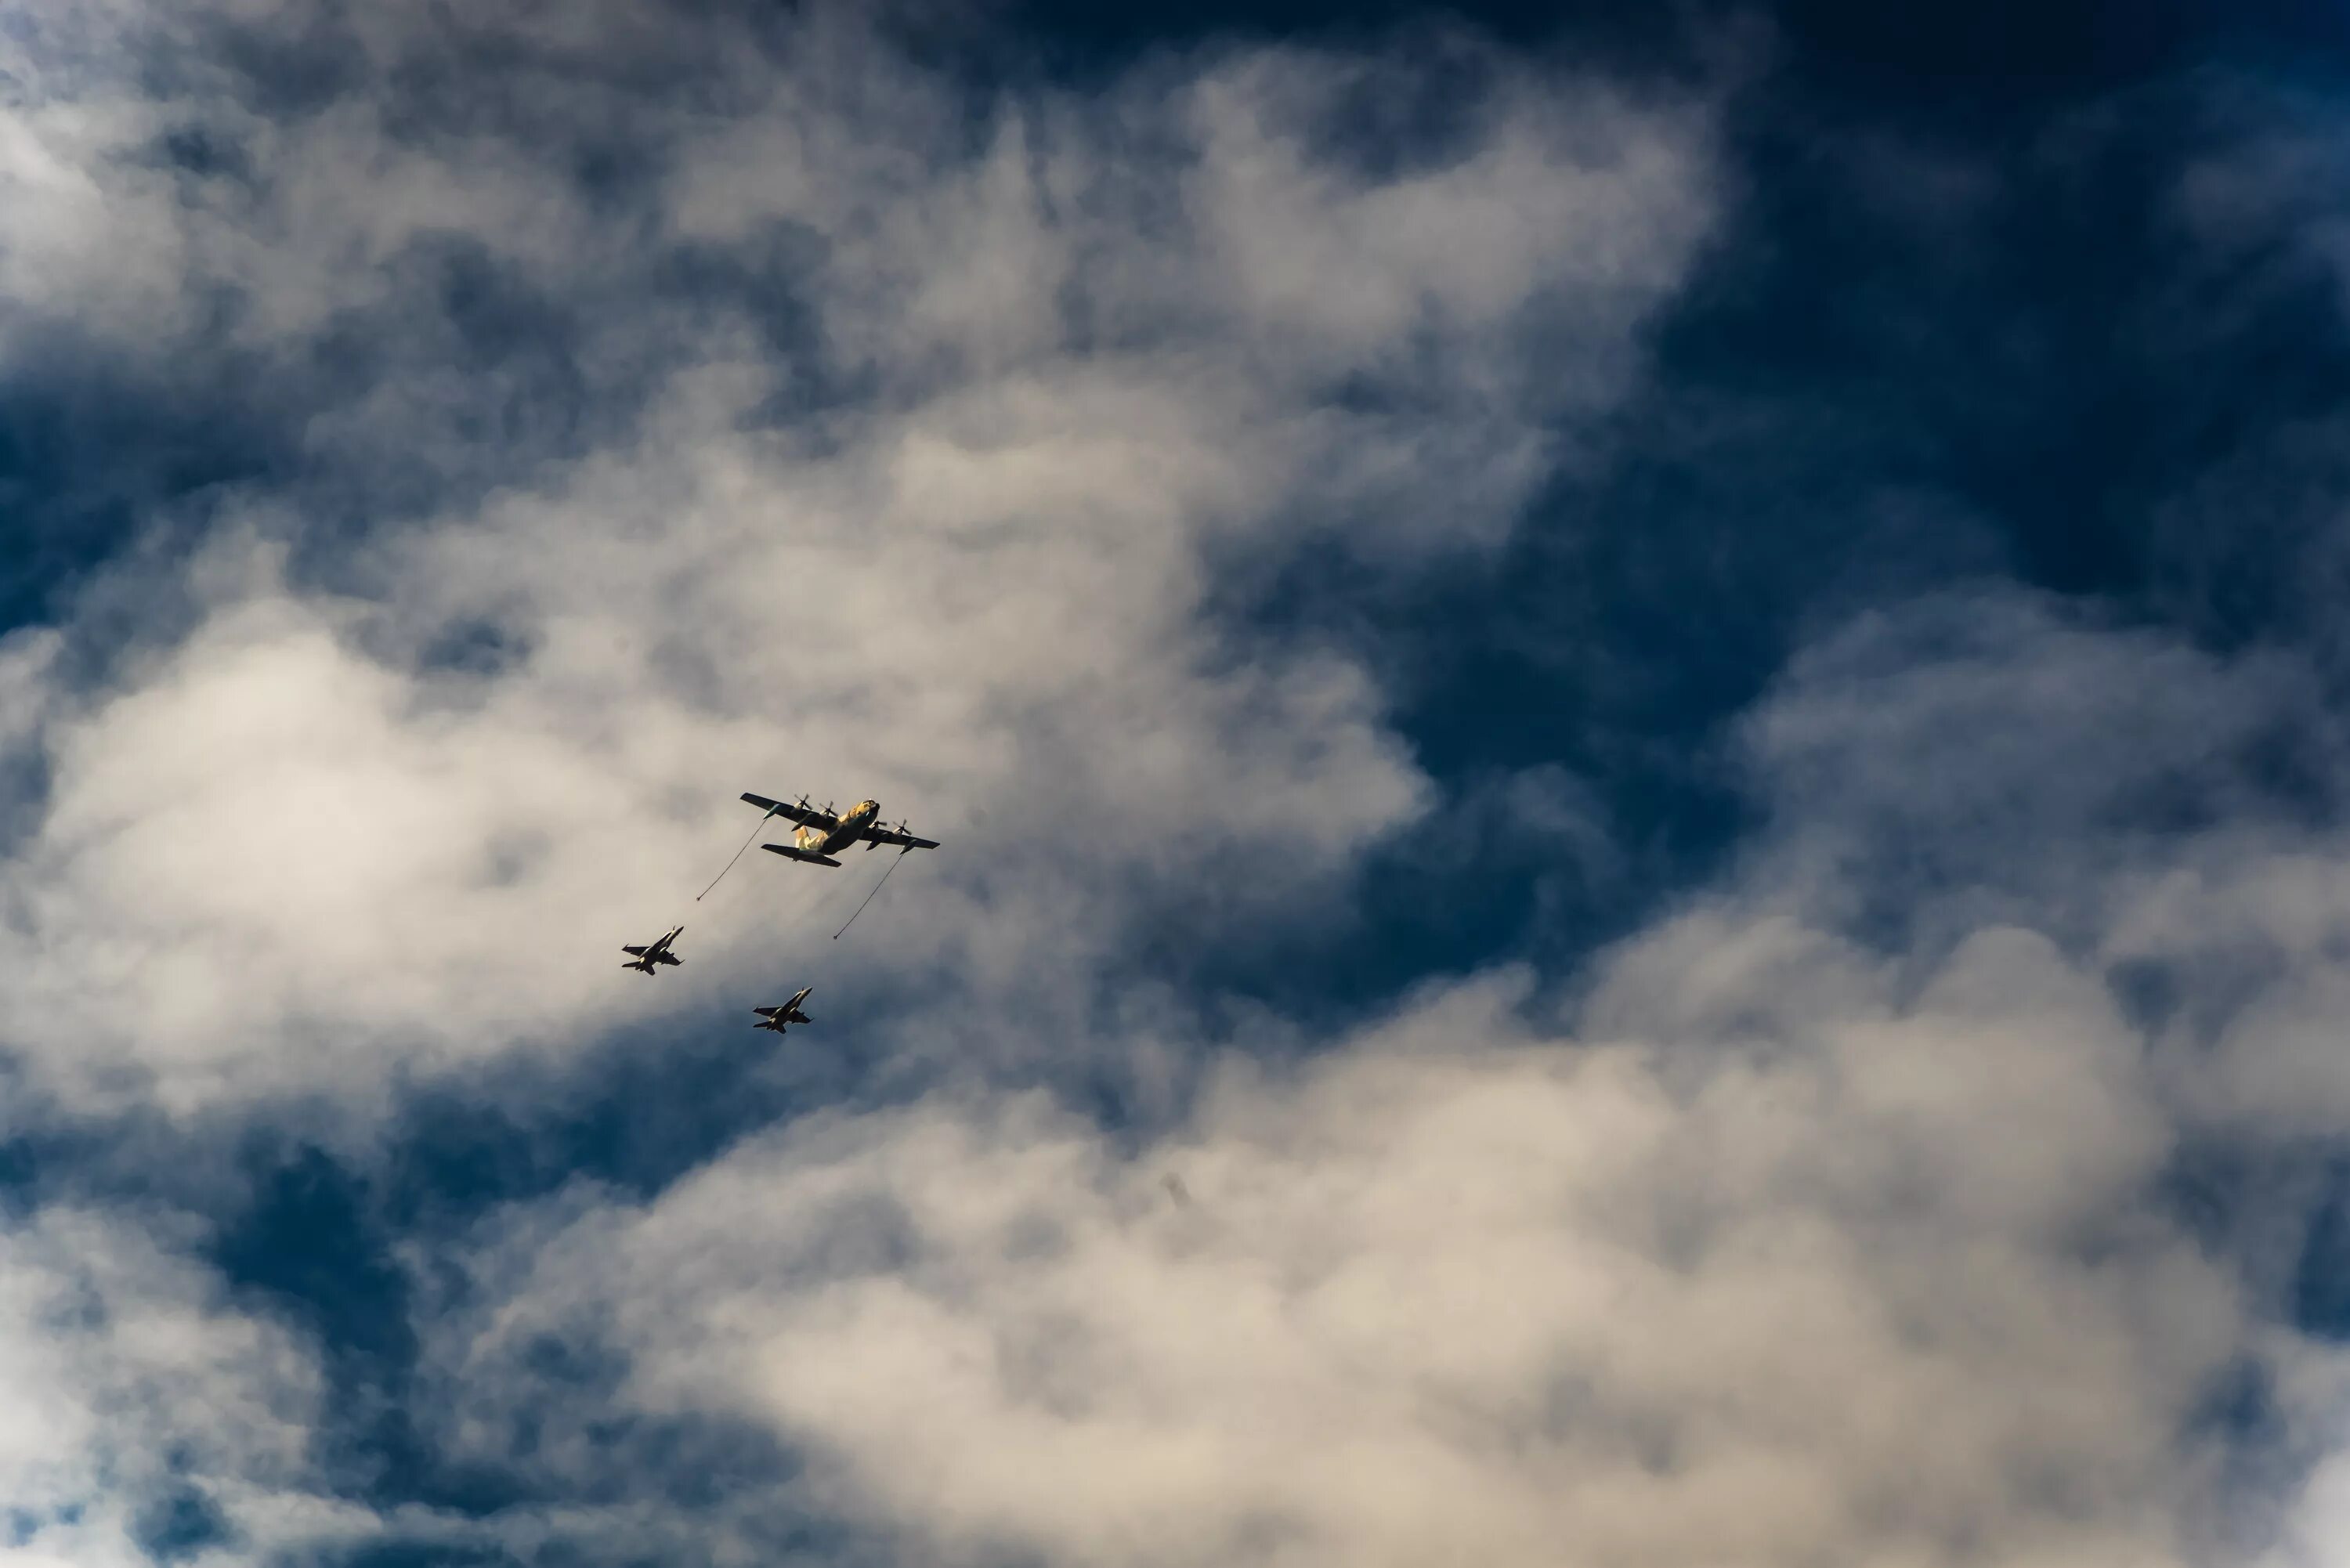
(9, 0, 2350, 1563)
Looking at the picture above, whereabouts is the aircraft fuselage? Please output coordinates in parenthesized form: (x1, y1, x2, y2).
(754, 988, 814, 1033)
(798, 799, 881, 857)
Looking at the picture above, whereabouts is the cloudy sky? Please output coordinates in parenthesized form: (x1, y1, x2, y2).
(8, 0, 2350, 1563)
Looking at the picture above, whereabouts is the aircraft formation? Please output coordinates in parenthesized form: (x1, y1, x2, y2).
(619, 792, 940, 1036)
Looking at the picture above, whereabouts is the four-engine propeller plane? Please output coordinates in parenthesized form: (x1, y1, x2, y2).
(741, 793, 940, 867)
(621, 925, 685, 975)
(752, 988, 815, 1035)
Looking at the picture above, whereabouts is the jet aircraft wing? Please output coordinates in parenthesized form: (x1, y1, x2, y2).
(742, 792, 837, 829)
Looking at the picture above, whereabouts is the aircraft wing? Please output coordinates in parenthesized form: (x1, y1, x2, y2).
(864, 826, 940, 851)
(763, 844, 843, 867)
(742, 792, 837, 829)
(622, 945, 649, 956)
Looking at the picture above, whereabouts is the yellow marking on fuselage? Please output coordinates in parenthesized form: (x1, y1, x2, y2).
(797, 800, 880, 853)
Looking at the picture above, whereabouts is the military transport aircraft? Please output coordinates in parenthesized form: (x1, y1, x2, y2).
(620, 925, 685, 975)
(752, 987, 815, 1035)
(740, 793, 941, 866)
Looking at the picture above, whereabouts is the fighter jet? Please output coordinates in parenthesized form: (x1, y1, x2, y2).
(620, 925, 685, 975)
(751, 987, 815, 1035)
(741, 793, 940, 867)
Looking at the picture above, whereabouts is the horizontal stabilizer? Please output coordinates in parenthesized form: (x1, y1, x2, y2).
(762, 844, 842, 867)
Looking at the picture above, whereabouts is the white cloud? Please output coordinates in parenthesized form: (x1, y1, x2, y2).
(0, 1206, 336, 1567)
(435, 929, 2240, 1568)
(0, 1, 1718, 1111)
(389, 590, 2350, 1568)
(27, 10, 2350, 1568)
